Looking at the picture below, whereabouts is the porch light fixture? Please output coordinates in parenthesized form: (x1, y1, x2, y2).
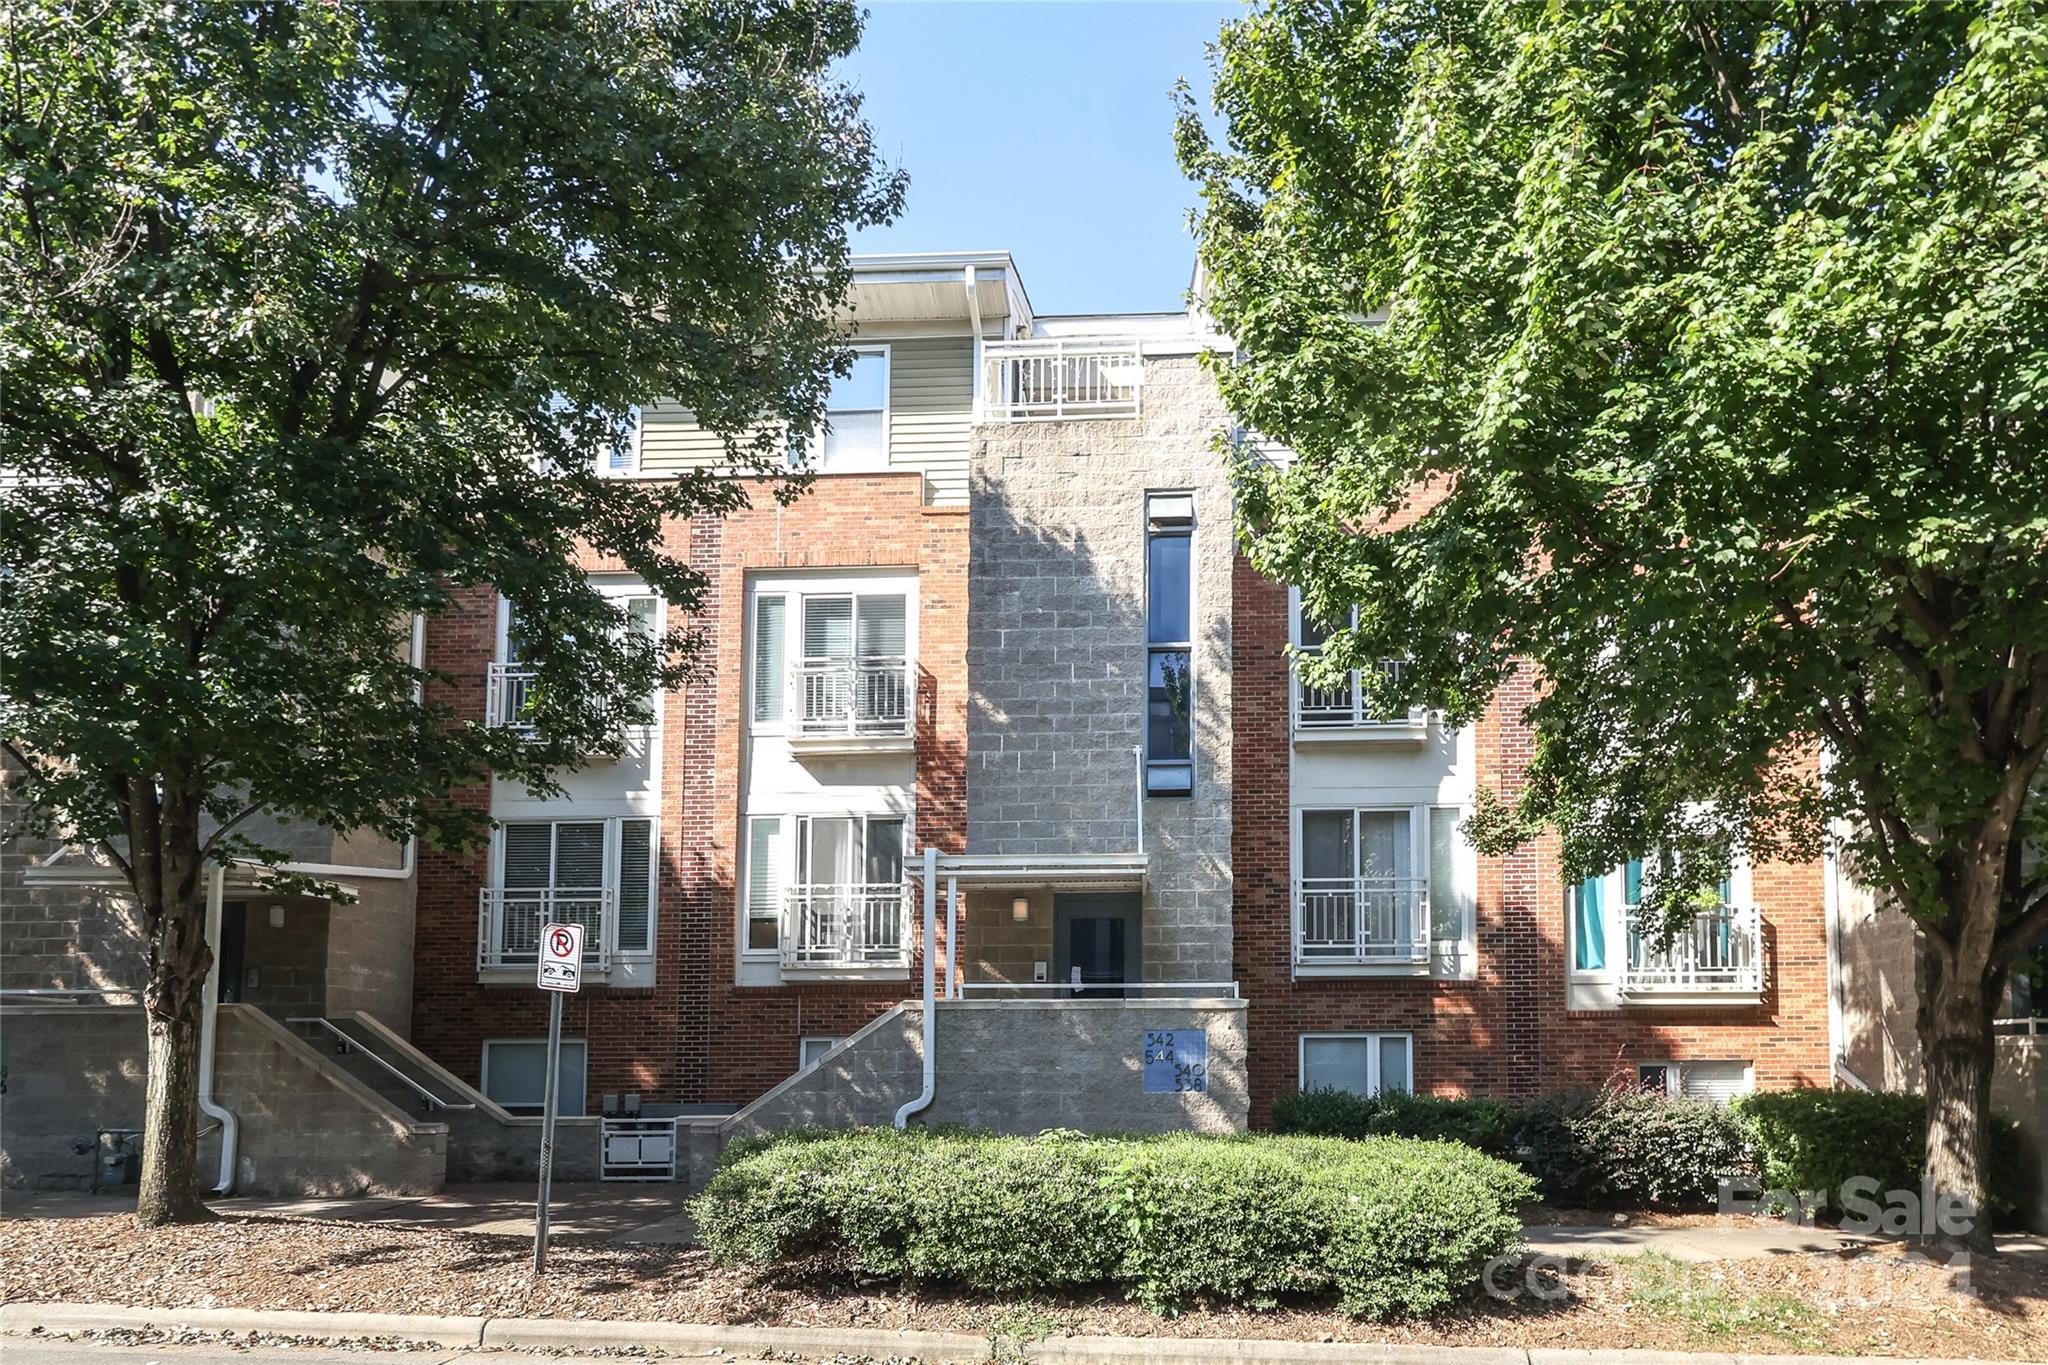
(268, 904, 285, 929)
(1011, 896, 1030, 922)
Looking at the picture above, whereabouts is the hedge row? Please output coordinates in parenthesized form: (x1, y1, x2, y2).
(1274, 1085, 2036, 1219)
(693, 1127, 1533, 1318)
(1732, 1089, 2033, 1219)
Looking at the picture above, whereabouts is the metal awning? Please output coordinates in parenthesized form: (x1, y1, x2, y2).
(910, 852, 1146, 892)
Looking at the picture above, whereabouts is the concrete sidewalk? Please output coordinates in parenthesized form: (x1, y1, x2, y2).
(0, 1183, 694, 1245)
(0, 1301, 2026, 1365)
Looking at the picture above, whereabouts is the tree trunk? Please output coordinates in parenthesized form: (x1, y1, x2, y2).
(135, 884, 217, 1225)
(1918, 935, 1999, 1253)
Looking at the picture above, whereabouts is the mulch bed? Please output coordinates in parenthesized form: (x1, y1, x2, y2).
(3, 1213, 2045, 1360)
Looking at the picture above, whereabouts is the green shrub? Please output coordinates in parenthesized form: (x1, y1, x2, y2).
(1517, 1087, 1752, 1208)
(693, 1127, 1533, 1318)
(1732, 1089, 2034, 1223)
(1271, 1087, 1516, 1153)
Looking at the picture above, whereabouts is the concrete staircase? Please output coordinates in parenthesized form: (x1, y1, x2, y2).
(286, 1012, 605, 1183)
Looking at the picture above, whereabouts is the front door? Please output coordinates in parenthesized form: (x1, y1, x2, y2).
(1053, 893, 1141, 998)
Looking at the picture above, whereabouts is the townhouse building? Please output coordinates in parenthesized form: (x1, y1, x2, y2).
(5, 246, 1923, 1199)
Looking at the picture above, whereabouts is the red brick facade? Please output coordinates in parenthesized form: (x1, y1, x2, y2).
(1230, 554, 1831, 1126)
(410, 472, 967, 1111)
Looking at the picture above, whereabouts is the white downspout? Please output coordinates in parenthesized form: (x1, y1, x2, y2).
(197, 864, 239, 1194)
(894, 846, 939, 1128)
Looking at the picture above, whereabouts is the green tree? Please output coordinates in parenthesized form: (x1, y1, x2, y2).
(1, 0, 902, 1223)
(1181, 0, 2046, 1246)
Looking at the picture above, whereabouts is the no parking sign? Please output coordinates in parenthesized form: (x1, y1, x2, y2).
(538, 921, 583, 992)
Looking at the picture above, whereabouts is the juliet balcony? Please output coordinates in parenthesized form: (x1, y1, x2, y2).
(789, 655, 914, 754)
(1292, 658, 1428, 745)
(782, 881, 911, 974)
(1293, 875, 1434, 974)
(1618, 904, 1764, 1002)
(983, 338, 1143, 422)
(477, 886, 616, 973)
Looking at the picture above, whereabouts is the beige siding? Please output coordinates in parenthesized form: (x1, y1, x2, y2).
(638, 398, 740, 472)
(884, 337, 973, 505)
(634, 336, 974, 504)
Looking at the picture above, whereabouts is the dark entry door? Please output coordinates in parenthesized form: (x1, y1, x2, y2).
(215, 902, 247, 1003)
(1053, 893, 1142, 998)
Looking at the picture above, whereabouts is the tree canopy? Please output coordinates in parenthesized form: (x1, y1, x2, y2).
(1, 0, 903, 1221)
(2, 0, 904, 876)
(1182, 0, 2045, 940)
(1181, 0, 2046, 1236)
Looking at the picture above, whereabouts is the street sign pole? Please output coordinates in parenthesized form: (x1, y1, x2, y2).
(533, 986, 563, 1275)
(531, 919, 583, 1277)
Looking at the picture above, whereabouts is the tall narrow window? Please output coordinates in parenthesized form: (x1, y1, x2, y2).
(1145, 493, 1195, 795)
(752, 595, 786, 724)
(1427, 807, 1471, 948)
(745, 817, 786, 951)
(615, 818, 654, 953)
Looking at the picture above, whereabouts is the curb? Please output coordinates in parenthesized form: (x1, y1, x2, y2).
(0, 1301, 2021, 1365)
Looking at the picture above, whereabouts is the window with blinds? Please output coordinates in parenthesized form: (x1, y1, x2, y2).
(496, 817, 656, 957)
(746, 816, 786, 951)
(616, 818, 654, 953)
(753, 595, 786, 723)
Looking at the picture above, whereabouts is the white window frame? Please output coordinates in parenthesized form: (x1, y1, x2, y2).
(739, 809, 908, 960)
(1569, 856, 1755, 983)
(1635, 1058, 1754, 1101)
(1298, 1032, 1414, 1097)
(746, 573, 918, 736)
(496, 579, 665, 730)
(480, 1037, 589, 1116)
(1287, 587, 1424, 731)
(804, 343, 891, 473)
(598, 406, 644, 478)
(1291, 804, 1473, 971)
(491, 815, 659, 960)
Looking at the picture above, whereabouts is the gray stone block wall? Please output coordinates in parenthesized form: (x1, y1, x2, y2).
(718, 998, 1249, 1152)
(969, 354, 1237, 981)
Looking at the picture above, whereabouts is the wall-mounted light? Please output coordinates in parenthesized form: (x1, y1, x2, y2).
(268, 904, 286, 929)
(1011, 896, 1030, 923)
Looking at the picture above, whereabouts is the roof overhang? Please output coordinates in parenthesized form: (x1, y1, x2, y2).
(842, 251, 1029, 332)
(913, 852, 1147, 892)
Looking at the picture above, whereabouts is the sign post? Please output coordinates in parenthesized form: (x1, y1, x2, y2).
(533, 921, 583, 1276)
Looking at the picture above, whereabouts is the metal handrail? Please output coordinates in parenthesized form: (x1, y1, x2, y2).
(1618, 905, 1762, 993)
(288, 1017, 476, 1111)
(984, 338, 1143, 421)
(1293, 875, 1432, 964)
(1995, 1016, 2044, 1035)
(956, 981, 1241, 999)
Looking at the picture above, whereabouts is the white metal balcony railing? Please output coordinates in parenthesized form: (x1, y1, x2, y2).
(1619, 905, 1763, 995)
(1294, 876, 1433, 966)
(1294, 657, 1424, 730)
(485, 662, 537, 731)
(477, 887, 615, 972)
(793, 657, 912, 738)
(783, 882, 910, 969)
(984, 339, 1142, 422)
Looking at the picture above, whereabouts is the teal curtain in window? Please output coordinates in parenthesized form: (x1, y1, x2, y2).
(1573, 876, 1606, 971)
(1623, 859, 1643, 905)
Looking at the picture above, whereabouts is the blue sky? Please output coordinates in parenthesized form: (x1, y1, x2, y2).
(841, 2, 1239, 316)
